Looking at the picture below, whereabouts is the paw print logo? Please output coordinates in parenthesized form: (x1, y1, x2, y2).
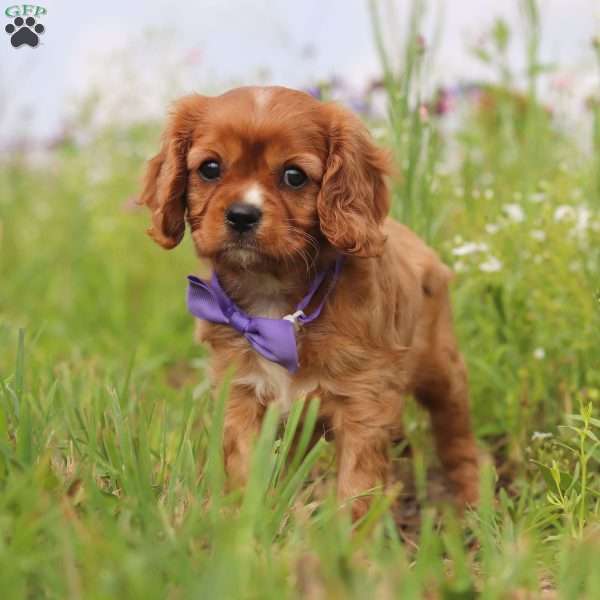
(5, 16, 45, 48)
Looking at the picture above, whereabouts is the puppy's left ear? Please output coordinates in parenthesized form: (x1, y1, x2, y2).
(139, 94, 205, 249)
(318, 105, 391, 258)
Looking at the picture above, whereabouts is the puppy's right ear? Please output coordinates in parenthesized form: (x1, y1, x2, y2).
(139, 94, 205, 249)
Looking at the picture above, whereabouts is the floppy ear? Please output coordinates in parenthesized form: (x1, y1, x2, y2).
(317, 105, 391, 258)
(139, 94, 205, 249)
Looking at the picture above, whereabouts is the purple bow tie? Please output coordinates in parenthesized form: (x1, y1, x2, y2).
(187, 257, 344, 373)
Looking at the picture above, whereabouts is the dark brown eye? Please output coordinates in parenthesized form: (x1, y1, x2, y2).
(199, 160, 221, 181)
(283, 166, 307, 189)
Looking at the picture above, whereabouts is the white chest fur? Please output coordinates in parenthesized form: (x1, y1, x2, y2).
(235, 358, 315, 414)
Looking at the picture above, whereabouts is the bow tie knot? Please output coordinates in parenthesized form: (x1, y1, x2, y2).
(229, 310, 251, 334)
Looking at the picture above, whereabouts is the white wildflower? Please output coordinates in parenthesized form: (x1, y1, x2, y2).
(452, 242, 488, 256)
(529, 192, 546, 203)
(479, 256, 503, 272)
(530, 229, 546, 242)
(574, 206, 591, 236)
(554, 205, 575, 222)
(533, 347, 545, 360)
(485, 223, 500, 235)
(531, 431, 552, 441)
(503, 203, 525, 223)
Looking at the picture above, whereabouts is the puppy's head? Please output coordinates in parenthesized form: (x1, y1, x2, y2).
(140, 86, 390, 269)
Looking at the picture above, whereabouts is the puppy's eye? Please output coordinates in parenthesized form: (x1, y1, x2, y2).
(199, 160, 221, 181)
(283, 166, 308, 189)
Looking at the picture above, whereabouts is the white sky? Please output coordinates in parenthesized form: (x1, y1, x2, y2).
(0, 0, 598, 144)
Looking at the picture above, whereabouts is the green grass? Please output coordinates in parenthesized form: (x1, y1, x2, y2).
(1, 2, 600, 597)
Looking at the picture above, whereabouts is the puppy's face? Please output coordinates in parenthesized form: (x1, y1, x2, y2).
(185, 88, 328, 269)
(140, 86, 390, 270)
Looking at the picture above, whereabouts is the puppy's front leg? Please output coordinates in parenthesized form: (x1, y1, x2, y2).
(333, 397, 397, 521)
(223, 385, 265, 488)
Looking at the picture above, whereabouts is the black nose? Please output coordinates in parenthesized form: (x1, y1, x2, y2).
(225, 202, 262, 233)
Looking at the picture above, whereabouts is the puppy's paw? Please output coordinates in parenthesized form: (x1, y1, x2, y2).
(448, 460, 480, 510)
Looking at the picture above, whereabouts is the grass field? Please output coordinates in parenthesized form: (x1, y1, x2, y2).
(1, 2, 600, 598)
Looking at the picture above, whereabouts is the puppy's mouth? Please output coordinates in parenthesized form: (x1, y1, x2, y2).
(218, 236, 263, 267)
(224, 232, 260, 251)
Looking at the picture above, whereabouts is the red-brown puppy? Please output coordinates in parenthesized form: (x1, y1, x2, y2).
(140, 86, 479, 519)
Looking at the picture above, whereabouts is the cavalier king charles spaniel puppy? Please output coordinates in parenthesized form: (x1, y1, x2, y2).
(140, 86, 479, 519)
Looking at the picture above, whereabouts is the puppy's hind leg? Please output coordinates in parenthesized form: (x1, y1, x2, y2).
(414, 301, 479, 508)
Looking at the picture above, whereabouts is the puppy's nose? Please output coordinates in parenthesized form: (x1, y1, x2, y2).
(225, 202, 262, 233)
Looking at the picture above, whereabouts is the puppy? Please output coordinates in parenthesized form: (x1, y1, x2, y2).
(140, 86, 479, 519)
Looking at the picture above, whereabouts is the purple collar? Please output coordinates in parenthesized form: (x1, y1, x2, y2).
(186, 256, 345, 373)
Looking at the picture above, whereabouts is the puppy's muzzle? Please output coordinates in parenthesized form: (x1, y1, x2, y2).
(225, 202, 262, 234)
